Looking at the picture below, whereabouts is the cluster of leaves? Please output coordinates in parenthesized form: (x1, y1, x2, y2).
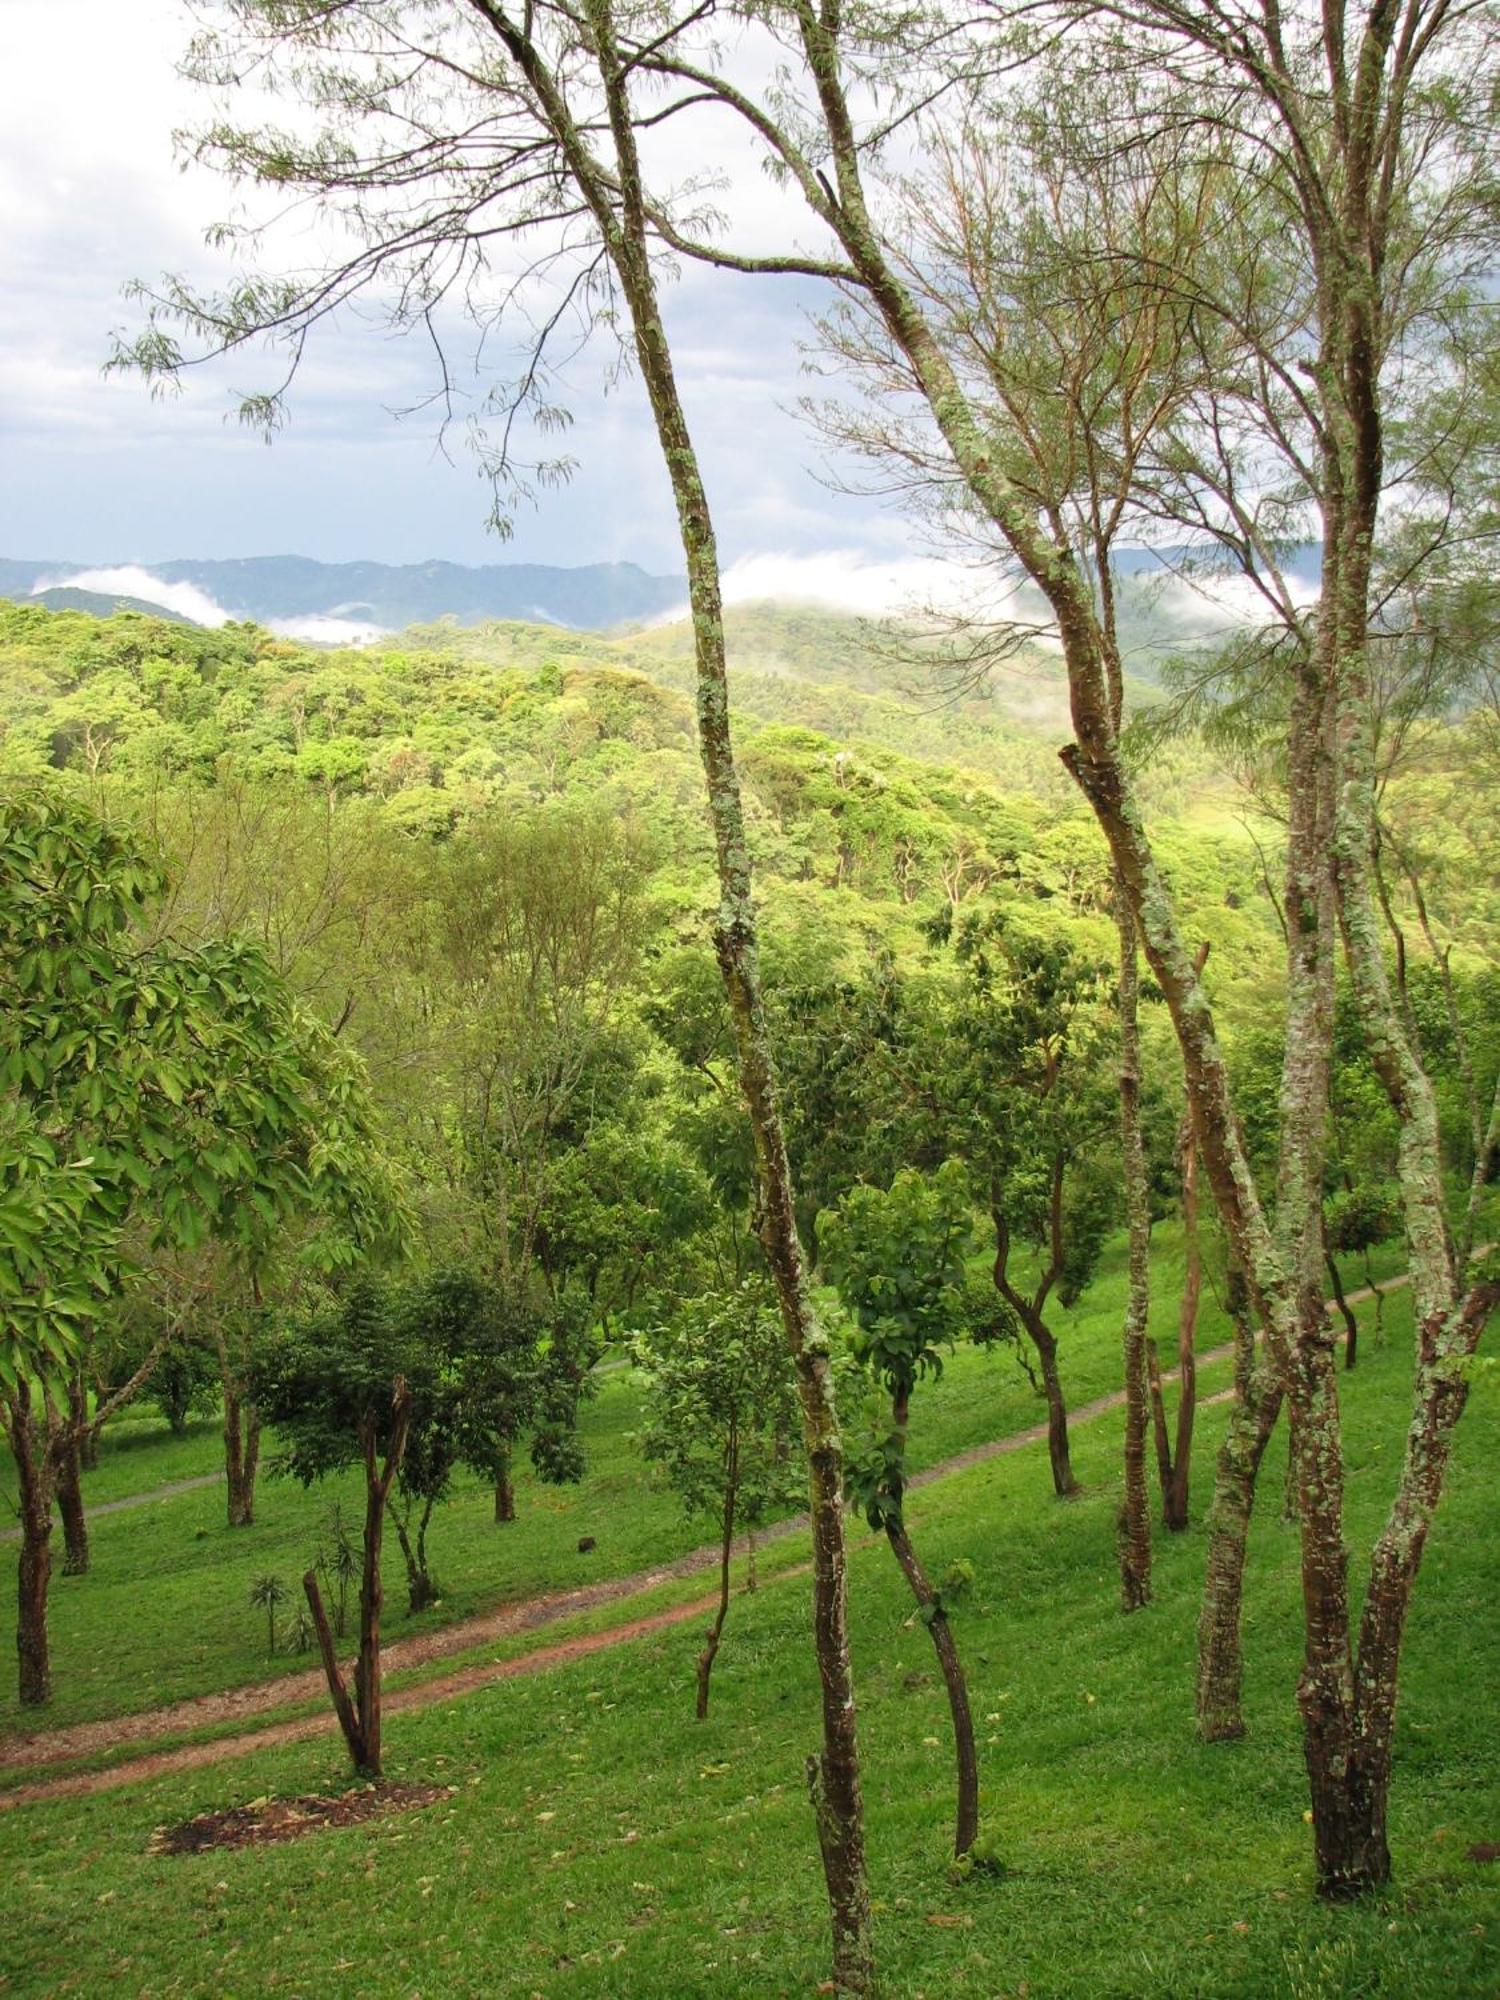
(633, 1281, 804, 1534)
(0, 788, 401, 1386)
(822, 1163, 975, 1530)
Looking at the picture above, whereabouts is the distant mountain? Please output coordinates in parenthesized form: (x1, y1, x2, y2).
(0, 556, 686, 635)
(28, 585, 195, 624)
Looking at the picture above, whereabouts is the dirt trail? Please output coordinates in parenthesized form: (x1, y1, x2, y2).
(0, 1472, 221, 1545)
(0, 1261, 1427, 1809)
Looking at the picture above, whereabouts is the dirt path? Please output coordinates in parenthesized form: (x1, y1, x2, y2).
(0, 1471, 222, 1545)
(0, 1260, 1429, 1809)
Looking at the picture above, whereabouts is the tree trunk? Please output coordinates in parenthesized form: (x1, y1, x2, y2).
(7, 1389, 55, 1708)
(1165, 1114, 1203, 1532)
(493, 1449, 516, 1524)
(697, 1470, 736, 1720)
(224, 1388, 252, 1528)
(885, 1514, 981, 1859)
(1196, 1270, 1284, 1742)
(55, 1436, 89, 1577)
(1325, 1249, 1359, 1370)
(530, 15, 874, 1979)
(1115, 884, 1153, 1609)
(393, 1504, 438, 1615)
(304, 1568, 365, 1771)
(1027, 1319, 1078, 1499)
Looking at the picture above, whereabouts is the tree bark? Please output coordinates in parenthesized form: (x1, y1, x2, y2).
(7, 1386, 55, 1708)
(1165, 1104, 1204, 1532)
(1196, 1269, 1284, 1742)
(1027, 1317, 1077, 1500)
(1325, 1248, 1359, 1370)
(1115, 884, 1153, 1608)
(223, 1387, 254, 1528)
(55, 1436, 89, 1578)
(493, 1449, 516, 1524)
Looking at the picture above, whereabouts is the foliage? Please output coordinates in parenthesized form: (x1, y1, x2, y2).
(823, 1163, 975, 1529)
(633, 1282, 804, 1535)
(0, 787, 400, 1387)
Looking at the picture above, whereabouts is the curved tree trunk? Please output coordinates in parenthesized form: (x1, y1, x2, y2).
(1027, 1318, 1078, 1499)
(1196, 1268, 1283, 1742)
(1165, 1103, 1204, 1532)
(886, 1515, 980, 1858)
(1115, 885, 1153, 1608)
(1325, 1248, 1359, 1370)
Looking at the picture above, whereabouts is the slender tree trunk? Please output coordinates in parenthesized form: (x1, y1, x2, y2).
(517, 12, 875, 1977)
(304, 1569, 364, 1769)
(744, 1525, 758, 1594)
(241, 1405, 261, 1523)
(1025, 1317, 1077, 1499)
(493, 1448, 516, 1524)
(7, 1389, 55, 1708)
(697, 1461, 736, 1720)
(71, 1373, 98, 1469)
(223, 1387, 249, 1527)
(1197, 1269, 1284, 1742)
(392, 1510, 437, 1615)
(353, 1430, 388, 1775)
(1325, 1249, 1359, 1370)
(1165, 1114, 1203, 1532)
(885, 1515, 981, 1859)
(55, 1436, 89, 1577)
(1116, 885, 1153, 1608)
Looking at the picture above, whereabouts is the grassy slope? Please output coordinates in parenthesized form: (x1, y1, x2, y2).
(2, 1284, 1498, 1997)
(0, 1228, 1424, 1740)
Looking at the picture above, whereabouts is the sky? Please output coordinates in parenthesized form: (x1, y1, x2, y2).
(0, 0, 939, 594)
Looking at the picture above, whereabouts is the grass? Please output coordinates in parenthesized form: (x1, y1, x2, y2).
(0, 1221, 1432, 1740)
(1, 1279, 1497, 1996)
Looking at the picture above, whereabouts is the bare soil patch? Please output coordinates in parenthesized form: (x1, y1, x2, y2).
(149, 1779, 452, 1855)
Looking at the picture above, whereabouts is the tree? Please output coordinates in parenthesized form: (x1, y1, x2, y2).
(925, 918, 1118, 1499)
(394, 1269, 590, 1607)
(125, 7, 876, 1976)
(635, 1282, 803, 1717)
(0, 786, 398, 1705)
(609, 0, 1499, 1893)
(823, 1163, 985, 1862)
(254, 1283, 416, 1777)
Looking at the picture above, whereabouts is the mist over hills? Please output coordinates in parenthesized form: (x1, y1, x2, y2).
(0, 555, 686, 639)
(0, 546, 1321, 648)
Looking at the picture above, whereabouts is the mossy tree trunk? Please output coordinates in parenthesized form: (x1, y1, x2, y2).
(469, 8, 874, 1979)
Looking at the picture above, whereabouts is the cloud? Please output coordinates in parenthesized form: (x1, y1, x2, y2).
(717, 549, 1032, 619)
(267, 614, 391, 647)
(36, 565, 231, 627)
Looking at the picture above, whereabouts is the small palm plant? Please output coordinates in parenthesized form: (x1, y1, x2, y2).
(249, 1573, 289, 1657)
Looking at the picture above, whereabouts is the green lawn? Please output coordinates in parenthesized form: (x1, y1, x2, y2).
(1, 1283, 1497, 1997)
(0, 1222, 1435, 1740)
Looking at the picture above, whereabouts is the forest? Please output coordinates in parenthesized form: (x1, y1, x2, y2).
(4, 0, 1500, 1994)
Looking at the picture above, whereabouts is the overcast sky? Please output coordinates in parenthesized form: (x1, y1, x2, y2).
(0, 0, 932, 586)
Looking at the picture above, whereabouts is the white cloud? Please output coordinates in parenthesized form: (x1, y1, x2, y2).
(36, 565, 230, 626)
(268, 614, 391, 647)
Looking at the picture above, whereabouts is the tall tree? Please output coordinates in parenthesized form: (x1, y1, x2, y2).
(0, 787, 398, 1704)
(121, 6, 874, 1979)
